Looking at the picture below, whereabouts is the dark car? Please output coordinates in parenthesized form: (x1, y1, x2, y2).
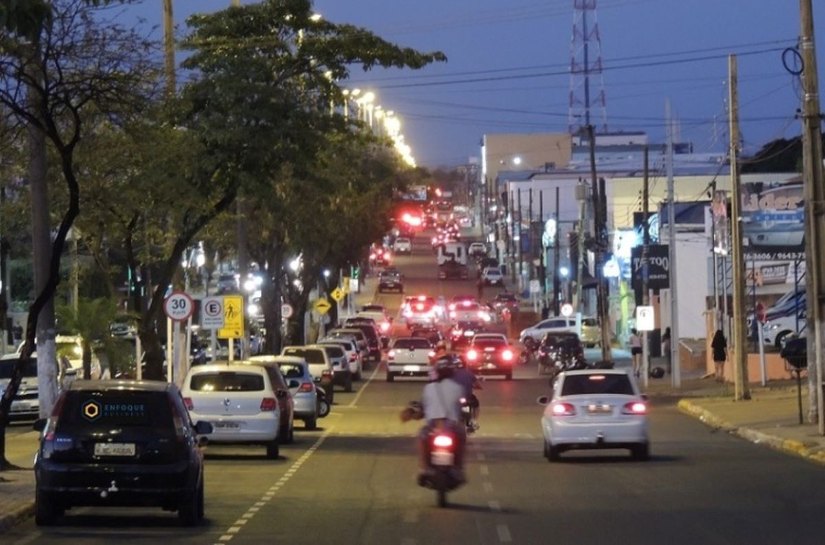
(378, 269, 404, 293)
(464, 333, 516, 380)
(537, 332, 587, 376)
(410, 327, 448, 353)
(492, 292, 519, 315)
(33, 380, 213, 526)
(342, 319, 383, 362)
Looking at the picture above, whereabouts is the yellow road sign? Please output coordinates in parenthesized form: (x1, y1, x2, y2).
(218, 295, 245, 339)
(342, 277, 351, 293)
(330, 288, 344, 302)
(314, 298, 332, 315)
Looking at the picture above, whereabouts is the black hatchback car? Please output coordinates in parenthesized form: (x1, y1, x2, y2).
(33, 380, 212, 526)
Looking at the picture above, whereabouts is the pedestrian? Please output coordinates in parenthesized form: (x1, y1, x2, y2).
(629, 328, 642, 378)
(711, 329, 727, 382)
(661, 327, 671, 368)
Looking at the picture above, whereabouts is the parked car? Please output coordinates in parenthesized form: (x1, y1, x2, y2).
(464, 333, 516, 380)
(342, 319, 384, 360)
(326, 328, 369, 364)
(537, 368, 650, 461)
(393, 237, 412, 255)
(386, 336, 437, 382)
(318, 343, 353, 392)
(468, 241, 487, 258)
(355, 310, 393, 336)
(0, 354, 39, 419)
(520, 316, 592, 347)
(481, 266, 505, 286)
(250, 355, 326, 430)
(182, 363, 286, 458)
(281, 345, 335, 405)
(318, 337, 363, 380)
(33, 380, 213, 526)
(240, 358, 296, 443)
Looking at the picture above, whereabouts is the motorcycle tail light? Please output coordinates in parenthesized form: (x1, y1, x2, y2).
(622, 401, 647, 415)
(551, 402, 576, 416)
(432, 434, 453, 448)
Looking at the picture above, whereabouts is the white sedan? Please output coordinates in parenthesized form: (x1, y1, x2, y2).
(537, 369, 649, 461)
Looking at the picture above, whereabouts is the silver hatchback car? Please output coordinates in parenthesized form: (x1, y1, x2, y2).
(250, 355, 328, 430)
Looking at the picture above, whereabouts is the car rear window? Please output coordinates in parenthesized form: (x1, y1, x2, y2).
(58, 390, 169, 430)
(322, 346, 345, 358)
(0, 359, 38, 378)
(393, 338, 431, 350)
(279, 363, 304, 379)
(189, 371, 265, 391)
(284, 347, 326, 364)
(472, 338, 505, 348)
(561, 374, 634, 396)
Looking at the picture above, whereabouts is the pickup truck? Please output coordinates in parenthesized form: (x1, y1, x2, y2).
(438, 258, 468, 280)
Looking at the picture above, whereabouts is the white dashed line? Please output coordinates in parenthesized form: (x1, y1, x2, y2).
(488, 500, 502, 512)
(479, 464, 489, 476)
(497, 524, 512, 543)
(216, 430, 331, 543)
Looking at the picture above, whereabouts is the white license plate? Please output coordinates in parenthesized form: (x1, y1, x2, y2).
(587, 404, 612, 414)
(94, 442, 136, 457)
(403, 365, 421, 372)
(431, 451, 454, 466)
(214, 421, 240, 429)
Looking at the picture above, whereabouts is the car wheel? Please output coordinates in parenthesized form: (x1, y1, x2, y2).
(386, 371, 395, 382)
(305, 416, 318, 430)
(266, 440, 280, 459)
(35, 489, 60, 526)
(547, 444, 561, 461)
(318, 398, 330, 417)
(774, 331, 792, 349)
(178, 481, 203, 526)
(632, 442, 650, 461)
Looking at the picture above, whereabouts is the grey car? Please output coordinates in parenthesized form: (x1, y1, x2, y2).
(251, 355, 327, 430)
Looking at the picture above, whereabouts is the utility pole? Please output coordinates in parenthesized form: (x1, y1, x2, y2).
(587, 125, 611, 362)
(517, 188, 523, 289)
(641, 146, 650, 387)
(666, 100, 681, 388)
(800, 0, 825, 431)
(728, 55, 750, 400)
(508, 190, 515, 283)
(528, 187, 534, 281)
(162, 0, 175, 97)
(553, 186, 561, 315)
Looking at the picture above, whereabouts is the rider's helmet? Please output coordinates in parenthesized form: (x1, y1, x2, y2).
(431, 355, 459, 381)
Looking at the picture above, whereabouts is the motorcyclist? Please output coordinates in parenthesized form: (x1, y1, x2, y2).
(441, 354, 481, 430)
(412, 357, 467, 484)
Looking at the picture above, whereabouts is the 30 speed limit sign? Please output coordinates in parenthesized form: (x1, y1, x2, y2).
(164, 291, 194, 322)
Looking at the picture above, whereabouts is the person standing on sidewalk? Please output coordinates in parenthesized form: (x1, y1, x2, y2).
(629, 328, 642, 378)
(711, 329, 727, 382)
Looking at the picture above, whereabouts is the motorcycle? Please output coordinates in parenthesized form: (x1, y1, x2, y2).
(422, 427, 463, 507)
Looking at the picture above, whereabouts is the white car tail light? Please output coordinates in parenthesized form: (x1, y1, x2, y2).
(622, 401, 647, 415)
(551, 402, 576, 416)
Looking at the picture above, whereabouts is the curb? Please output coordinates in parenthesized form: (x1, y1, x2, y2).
(0, 501, 34, 532)
(677, 399, 825, 465)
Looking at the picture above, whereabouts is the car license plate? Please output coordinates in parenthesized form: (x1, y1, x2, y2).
(94, 442, 136, 457)
(587, 404, 612, 414)
(214, 421, 240, 429)
(403, 365, 420, 372)
(431, 451, 454, 466)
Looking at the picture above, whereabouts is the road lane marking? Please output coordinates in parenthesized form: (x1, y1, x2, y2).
(479, 464, 489, 476)
(217, 429, 332, 544)
(497, 524, 512, 543)
(483, 482, 494, 493)
(488, 500, 502, 512)
(348, 363, 381, 407)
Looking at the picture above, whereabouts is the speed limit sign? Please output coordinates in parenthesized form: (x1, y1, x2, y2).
(164, 291, 194, 322)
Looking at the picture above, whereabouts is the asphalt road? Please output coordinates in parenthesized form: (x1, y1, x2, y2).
(6, 235, 825, 544)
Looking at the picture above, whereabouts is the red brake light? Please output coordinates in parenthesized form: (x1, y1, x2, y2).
(298, 382, 315, 393)
(501, 349, 514, 361)
(260, 398, 278, 411)
(466, 349, 478, 361)
(551, 402, 576, 416)
(380, 322, 391, 332)
(432, 434, 453, 448)
(183, 397, 194, 410)
(623, 401, 647, 415)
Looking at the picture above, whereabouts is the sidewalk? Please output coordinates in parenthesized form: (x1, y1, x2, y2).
(3, 358, 825, 532)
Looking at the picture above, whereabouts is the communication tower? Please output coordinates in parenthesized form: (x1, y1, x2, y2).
(568, 0, 608, 137)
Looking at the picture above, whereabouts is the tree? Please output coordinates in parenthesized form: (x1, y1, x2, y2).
(0, 0, 158, 469)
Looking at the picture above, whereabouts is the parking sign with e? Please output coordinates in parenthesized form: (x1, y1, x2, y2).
(201, 296, 225, 329)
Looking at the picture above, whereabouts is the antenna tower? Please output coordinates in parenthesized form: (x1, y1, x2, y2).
(569, 0, 608, 137)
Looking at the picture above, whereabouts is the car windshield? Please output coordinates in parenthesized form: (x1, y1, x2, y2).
(561, 374, 634, 396)
(189, 371, 265, 392)
(393, 338, 431, 350)
(0, 358, 38, 378)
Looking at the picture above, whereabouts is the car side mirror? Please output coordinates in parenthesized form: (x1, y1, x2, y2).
(194, 421, 213, 435)
(33, 418, 47, 432)
(288, 379, 300, 389)
(537, 395, 550, 405)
